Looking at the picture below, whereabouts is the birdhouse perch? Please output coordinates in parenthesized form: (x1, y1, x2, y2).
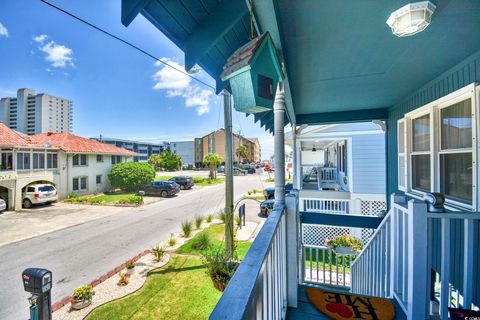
(221, 33, 284, 114)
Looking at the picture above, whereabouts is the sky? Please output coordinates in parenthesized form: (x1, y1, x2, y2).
(0, 0, 276, 159)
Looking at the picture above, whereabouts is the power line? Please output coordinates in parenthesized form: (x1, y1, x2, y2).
(39, 0, 216, 91)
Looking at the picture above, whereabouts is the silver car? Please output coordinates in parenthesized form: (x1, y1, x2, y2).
(0, 198, 6, 212)
(23, 184, 58, 208)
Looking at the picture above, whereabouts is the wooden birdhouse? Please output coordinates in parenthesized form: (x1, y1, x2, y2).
(221, 32, 284, 114)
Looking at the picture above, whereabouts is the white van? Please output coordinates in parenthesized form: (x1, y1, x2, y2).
(23, 184, 58, 208)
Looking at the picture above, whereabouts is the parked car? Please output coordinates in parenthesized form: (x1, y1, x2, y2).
(138, 181, 180, 197)
(234, 167, 247, 176)
(260, 199, 275, 216)
(169, 176, 194, 190)
(22, 184, 58, 208)
(246, 167, 256, 174)
(263, 183, 293, 200)
(0, 198, 6, 213)
(217, 165, 225, 173)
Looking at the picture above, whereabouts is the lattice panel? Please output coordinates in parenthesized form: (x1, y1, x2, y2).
(360, 200, 387, 216)
(302, 224, 376, 247)
(302, 223, 350, 246)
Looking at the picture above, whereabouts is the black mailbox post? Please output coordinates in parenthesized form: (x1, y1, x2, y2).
(22, 268, 52, 320)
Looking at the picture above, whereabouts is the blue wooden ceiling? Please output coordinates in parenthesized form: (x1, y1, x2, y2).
(122, 0, 480, 131)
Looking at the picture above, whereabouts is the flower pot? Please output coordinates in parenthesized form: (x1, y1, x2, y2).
(125, 267, 135, 276)
(332, 245, 356, 255)
(71, 298, 92, 310)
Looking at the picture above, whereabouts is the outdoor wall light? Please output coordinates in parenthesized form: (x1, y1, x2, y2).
(386, 1, 436, 37)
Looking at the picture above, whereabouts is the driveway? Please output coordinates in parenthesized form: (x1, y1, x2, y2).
(0, 173, 267, 320)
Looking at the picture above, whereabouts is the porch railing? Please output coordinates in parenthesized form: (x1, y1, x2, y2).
(301, 197, 349, 214)
(318, 167, 337, 183)
(210, 205, 287, 320)
(351, 194, 480, 319)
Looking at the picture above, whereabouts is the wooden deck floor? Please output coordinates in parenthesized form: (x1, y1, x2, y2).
(287, 285, 406, 320)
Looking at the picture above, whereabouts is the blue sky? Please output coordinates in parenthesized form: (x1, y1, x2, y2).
(0, 0, 275, 159)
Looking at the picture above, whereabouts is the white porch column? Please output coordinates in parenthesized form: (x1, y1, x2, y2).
(274, 83, 286, 206)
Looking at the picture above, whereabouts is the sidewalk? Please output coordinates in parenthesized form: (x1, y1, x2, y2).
(236, 199, 266, 241)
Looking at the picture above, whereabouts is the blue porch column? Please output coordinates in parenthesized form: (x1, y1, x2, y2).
(274, 83, 286, 206)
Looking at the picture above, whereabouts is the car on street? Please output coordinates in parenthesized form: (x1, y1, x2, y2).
(263, 183, 293, 200)
(22, 183, 58, 208)
(138, 181, 180, 197)
(169, 176, 194, 190)
(234, 167, 248, 175)
(0, 198, 6, 212)
(260, 199, 275, 216)
(246, 167, 256, 174)
(217, 165, 225, 173)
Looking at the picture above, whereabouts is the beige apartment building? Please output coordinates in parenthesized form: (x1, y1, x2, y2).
(194, 129, 261, 167)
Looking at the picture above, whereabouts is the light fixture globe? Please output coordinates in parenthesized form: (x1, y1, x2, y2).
(386, 1, 436, 37)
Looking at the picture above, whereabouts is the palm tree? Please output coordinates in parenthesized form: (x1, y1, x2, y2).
(203, 153, 223, 179)
(235, 145, 248, 163)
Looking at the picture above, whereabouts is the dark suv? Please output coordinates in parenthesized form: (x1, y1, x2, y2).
(263, 183, 293, 200)
(138, 181, 180, 197)
(169, 176, 194, 190)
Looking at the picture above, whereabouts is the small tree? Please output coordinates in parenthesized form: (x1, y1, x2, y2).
(203, 153, 223, 179)
(159, 150, 182, 171)
(235, 145, 248, 163)
(108, 162, 155, 191)
(148, 154, 163, 171)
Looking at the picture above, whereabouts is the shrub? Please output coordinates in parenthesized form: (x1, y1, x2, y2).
(192, 233, 212, 251)
(151, 245, 166, 262)
(108, 162, 156, 192)
(202, 247, 239, 292)
(235, 215, 241, 226)
(117, 272, 129, 286)
(72, 285, 94, 301)
(168, 236, 177, 247)
(218, 210, 226, 223)
(194, 215, 204, 229)
(326, 234, 364, 254)
(118, 195, 143, 205)
(148, 151, 182, 171)
(125, 259, 135, 270)
(182, 220, 193, 237)
(206, 214, 213, 223)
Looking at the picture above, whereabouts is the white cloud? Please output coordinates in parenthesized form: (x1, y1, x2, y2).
(152, 58, 213, 115)
(0, 22, 9, 38)
(33, 34, 74, 68)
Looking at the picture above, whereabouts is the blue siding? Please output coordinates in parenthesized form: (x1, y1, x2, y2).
(387, 49, 480, 199)
(386, 49, 480, 307)
(352, 134, 386, 194)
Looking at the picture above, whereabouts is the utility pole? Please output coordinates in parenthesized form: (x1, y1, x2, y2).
(223, 90, 234, 259)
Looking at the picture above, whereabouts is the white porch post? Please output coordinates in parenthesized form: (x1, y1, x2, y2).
(274, 83, 286, 206)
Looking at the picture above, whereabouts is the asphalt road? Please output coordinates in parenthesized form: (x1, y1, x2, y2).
(0, 174, 268, 320)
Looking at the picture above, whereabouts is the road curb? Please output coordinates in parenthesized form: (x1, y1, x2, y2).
(51, 249, 151, 312)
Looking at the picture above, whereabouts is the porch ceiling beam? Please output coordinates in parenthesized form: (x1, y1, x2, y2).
(121, 0, 151, 27)
(297, 108, 389, 125)
(184, 0, 248, 72)
(301, 212, 383, 229)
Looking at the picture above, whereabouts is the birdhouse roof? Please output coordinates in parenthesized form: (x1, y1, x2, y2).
(221, 33, 281, 81)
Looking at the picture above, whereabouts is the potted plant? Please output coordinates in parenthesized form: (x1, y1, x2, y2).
(202, 247, 239, 292)
(125, 259, 135, 276)
(71, 285, 94, 310)
(326, 234, 363, 256)
(117, 272, 129, 286)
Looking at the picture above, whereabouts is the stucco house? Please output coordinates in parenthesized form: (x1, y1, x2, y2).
(0, 123, 135, 210)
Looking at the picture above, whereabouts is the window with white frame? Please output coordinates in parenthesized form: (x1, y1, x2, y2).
(73, 177, 87, 191)
(398, 84, 476, 207)
(73, 154, 87, 166)
(439, 98, 473, 204)
(32, 152, 45, 170)
(17, 152, 31, 170)
(47, 153, 58, 169)
(338, 142, 347, 173)
(397, 120, 406, 190)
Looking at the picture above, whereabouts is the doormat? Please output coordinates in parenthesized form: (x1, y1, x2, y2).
(306, 287, 396, 320)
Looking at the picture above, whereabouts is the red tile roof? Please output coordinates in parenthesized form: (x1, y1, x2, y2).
(0, 124, 134, 155)
(0, 123, 32, 147)
(30, 132, 136, 155)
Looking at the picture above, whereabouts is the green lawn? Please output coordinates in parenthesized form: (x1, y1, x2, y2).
(176, 224, 252, 260)
(264, 178, 293, 183)
(64, 193, 141, 205)
(86, 256, 221, 320)
(242, 195, 264, 201)
(155, 176, 224, 186)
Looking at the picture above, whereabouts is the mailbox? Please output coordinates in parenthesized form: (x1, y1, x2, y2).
(22, 268, 52, 320)
(22, 268, 52, 294)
